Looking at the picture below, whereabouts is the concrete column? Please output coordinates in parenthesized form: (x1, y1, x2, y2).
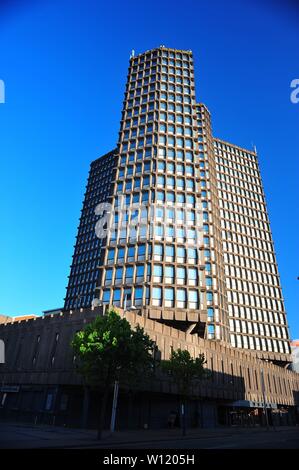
(81, 386, 90, 429)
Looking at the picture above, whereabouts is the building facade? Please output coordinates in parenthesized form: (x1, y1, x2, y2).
(64, 150, 118, 310)
(0, 309, 298, 429)
(62, 46, 290, 365)
(1, 46, 294, 431)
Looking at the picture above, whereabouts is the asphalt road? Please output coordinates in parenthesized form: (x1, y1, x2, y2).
(107, 429, 299, 449)
(0, 422, 298, 449)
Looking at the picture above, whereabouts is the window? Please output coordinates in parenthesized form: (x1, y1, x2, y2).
(154, 244, 163, 260)
(188, 290, 199, 309)
(138, 244, 146, 260)
(125, 266, 134, 284)
(113, 289, 121, 304)
(207, 324, 215, 339)
(177, 288, 187, 308)
(165, 287, 174, 307)
(152, 287, 162, 306)
(105, 268, 113, 286)
(153, 264, 163, 282)
(107, 249, 115, 264)
(165, 265, 174, 284)
(188, 267, 198, 286)
(134, 287, 143, 305)
(117, 248, 125, 262)
(207, 307, 214, 321)
(165, 245, 175, 261)
(136, 265, 144, 282)
(127, 246, 135, 262)
(188, 247, 197, 263)
(177, 267, 186, 285)
(177, 246, 185, 262)
(115, 267, 123, 284)
(102, 289, 110, 304)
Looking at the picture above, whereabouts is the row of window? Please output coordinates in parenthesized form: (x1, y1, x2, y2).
(224, 250, 276, 267)
(230, 334, 290, 354)
(219, 201, 267, 222)
(225, 267, 280, 291)
(103, 264, 212, 288)
(221, 219, 271, 242)
(218, 191, 265, 211)
(220, 211, 270, 233)
(214, 141, 256, 161)
(222, 231, 272, 251)
(228, 304, 286, 325)
(216, 161, 259, 180)
(226, 278, 281, 299)
(72, 248, 101, 264)
(70, 260, 98, 276)
(217, 182, 264, 203)
(223, 241, 274, 259)
(227, 290, 284, 313)
(218, 173, 263, 196)
(229, 318, 288, 339)
(67, 281, 96, 299)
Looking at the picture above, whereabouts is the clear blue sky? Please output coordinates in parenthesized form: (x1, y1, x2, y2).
(0, 0, 298, 338)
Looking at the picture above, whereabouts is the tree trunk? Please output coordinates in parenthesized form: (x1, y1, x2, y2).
(97, 388, 109, 440)
(181, 396, 186, 436)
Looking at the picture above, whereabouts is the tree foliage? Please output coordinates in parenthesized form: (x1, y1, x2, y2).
(162, 348, 209, 397)
(71, 308, 156, 389)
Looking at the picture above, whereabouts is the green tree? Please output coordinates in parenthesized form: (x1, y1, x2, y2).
(71, 308, 155, 439)
(162, 349, 209, 435)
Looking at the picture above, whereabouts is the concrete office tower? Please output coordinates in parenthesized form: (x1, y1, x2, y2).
(64, 47, 291, 366)
(214, 138, 290, 365)
(64, 150, 118, 310)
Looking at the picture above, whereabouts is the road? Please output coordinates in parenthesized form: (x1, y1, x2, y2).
(0, 422, 298, 449)
(106, 428, 299, 449)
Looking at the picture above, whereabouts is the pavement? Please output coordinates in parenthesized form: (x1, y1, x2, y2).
(0, 422, 298, 449)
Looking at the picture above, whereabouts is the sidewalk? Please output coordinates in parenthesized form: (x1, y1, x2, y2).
(0, 421, 297, 448)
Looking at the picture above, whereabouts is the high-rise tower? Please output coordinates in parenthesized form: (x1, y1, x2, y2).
(64, 47, 291, 366)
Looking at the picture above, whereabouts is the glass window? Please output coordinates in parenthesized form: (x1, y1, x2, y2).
(177, 247, 185, 262)
(105, 268, 113, 285)
(137, 244, 146, 260)
(153, 264, 163, 279)
(102, 289, 110, 303)
(152, 286, 162, 306)
(107, 248, 115, 263)
(188, 268, 197, 285)
(113, 289, 121, 303)
(177, 288, 186, 307)
(117, 248, 124, 262)
(165, 245, 174, 260)
(207, 307, 214, 320)
(115, 267, 123, 283)
(165, 265, 174, 283)
(134, 287, 143, 303)
(165, 287, 174, 306)
(188, 290, 199, 309)
(127, 246, 135, 261)
(177, 267, 186, 284)
(154, 244, 163, 260)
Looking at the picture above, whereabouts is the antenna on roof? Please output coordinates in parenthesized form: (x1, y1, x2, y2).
(251, 142, 257, 154)
(130, 49, 135, 58)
